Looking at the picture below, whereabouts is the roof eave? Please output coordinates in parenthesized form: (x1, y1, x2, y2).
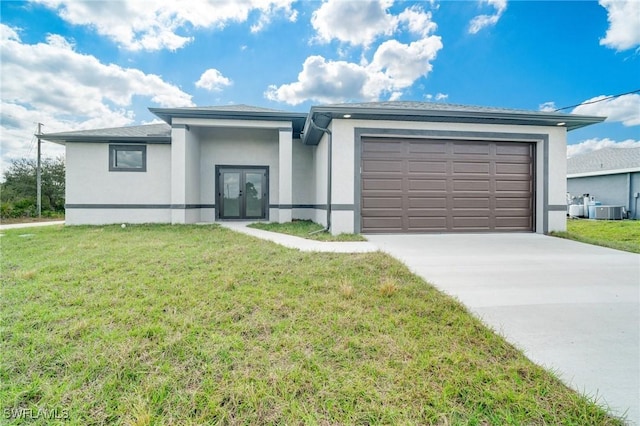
(149, 107, 308, 138)
(568, 167, 640, 178)
(149, 107, 307, 123)
(302, 106, 605, 145)
(40, 135, 171, 144)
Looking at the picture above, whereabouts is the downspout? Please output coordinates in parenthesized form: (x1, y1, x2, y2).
(308, 115, 332, 234)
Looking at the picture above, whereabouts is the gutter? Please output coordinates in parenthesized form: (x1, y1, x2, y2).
(307, 115, 332, 234)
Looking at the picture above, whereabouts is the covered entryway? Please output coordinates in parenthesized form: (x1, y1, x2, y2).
(361, 138, 534, 233)
(217, 166, 268, 220)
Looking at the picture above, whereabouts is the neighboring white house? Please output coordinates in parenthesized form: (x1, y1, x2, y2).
(42, 102, 604, 234)
(567, 147, 640, 219)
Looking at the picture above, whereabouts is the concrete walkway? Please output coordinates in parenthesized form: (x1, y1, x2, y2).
(0, 220, 65, 230)
(220, 222, 378, 253)
(366, 233, 640, 425)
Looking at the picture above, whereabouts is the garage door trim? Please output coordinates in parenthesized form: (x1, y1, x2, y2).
(353, 128, 550, 233)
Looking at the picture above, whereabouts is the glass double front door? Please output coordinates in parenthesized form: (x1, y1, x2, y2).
(218, 167, 267, 219)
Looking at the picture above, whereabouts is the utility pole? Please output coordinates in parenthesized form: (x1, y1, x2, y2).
(36, 123, 43, 217)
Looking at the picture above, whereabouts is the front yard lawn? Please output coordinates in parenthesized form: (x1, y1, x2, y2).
(1, 225, 622, 425)
(249, 219, 366, 242)
(551, 219, 640, 253)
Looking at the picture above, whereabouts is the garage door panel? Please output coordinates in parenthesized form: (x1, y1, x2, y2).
(363, 159, 403, 173)
(361, 208, 404, 217)
(496, 143, 531, 156)
(452, 162, 491, 174)
(496, 180, 531, 191)
(362, 141, 403, 156)
(408, 208, 450, 217)
(496, 198, 531, 208)
(408, 141, 447, 154)
(409, 197, 447, 208)
(453, 143, 491, 155)
(408, 160, 447, 173)
(496, 217, 532, 229)
(362, 217, 403, 231)
(453, 180, 490, 192)
(361, 138, 533, 233)
(453, 217, 490, 228)
(451, 208, 491, 217)
(409, 179, 447, 191)
(407, 217, 448, 230)
(453, 198, 491, 208)
(362, 179, 403, 191)
(362, 197, 402, 209)
(496, 163, 531, 174)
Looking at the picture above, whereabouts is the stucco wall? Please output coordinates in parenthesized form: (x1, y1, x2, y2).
(292, 139, 315, 205)
(65, 142, 171, 225)
(66, 208, 171, 225)
(311, 132, 329, 227)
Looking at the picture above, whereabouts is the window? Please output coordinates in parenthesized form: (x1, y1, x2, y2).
(109, 145, 146, 172)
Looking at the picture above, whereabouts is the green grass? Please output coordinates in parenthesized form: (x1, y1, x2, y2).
(249, 219, 366, 241)
(551, 219, 640, 253)
(1, 225, 623, 425)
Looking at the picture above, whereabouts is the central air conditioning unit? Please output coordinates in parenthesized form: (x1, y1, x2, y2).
(594, 206, 624, 220)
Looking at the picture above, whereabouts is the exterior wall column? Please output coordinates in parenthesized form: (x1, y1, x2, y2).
(278, 127, 293, 223)
(171, 125, 188, 224)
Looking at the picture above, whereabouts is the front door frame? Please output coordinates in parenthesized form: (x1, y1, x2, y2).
(215, 165, 269, 220)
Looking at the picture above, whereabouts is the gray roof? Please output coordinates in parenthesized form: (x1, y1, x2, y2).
(41, 123, 170, 143)
(149, 104, 308, 138)
(39, 102, 605, 145)
(568, 147, 640, 176)
(157, 104, 287, 113)
(320, 101, 552, 115)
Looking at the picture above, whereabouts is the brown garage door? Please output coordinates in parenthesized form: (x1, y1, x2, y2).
(361, 137, 534, 233)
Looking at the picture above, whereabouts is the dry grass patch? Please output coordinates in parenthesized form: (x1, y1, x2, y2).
(379, 278, 398, 297)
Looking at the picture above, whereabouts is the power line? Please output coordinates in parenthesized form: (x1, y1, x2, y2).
(554, 89, 640, 112)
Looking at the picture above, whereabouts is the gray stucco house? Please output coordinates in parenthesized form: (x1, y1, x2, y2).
(41, 101, 603, 234)
(567, 147, 640, 219)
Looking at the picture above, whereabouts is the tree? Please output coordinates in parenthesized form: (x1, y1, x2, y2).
(0, 157, 65, 218)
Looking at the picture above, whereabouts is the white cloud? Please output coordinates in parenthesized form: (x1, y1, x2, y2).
(0, 23, 194, 172)
(539, 101, 557, 112)
(424, 93, 448, 101)
(31, 0, 297, 51)
(265, 56, 372, 104)
(311, 0, 398, 47)
(195, 69, 233, 92)
(599, 0, 640, 51)
(469, 0, 507, 34)
(310, 1, 438, 48)
(269, 2, 442, 105)
(568, 138, 640, 158)
(398, 6, 438, 38)
(572, 94, 640, 126)
(265, 35, 443, 105)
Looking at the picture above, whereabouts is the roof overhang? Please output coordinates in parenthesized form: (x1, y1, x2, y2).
(301, 105, 606, 145)
(40, 135, 170, 145)
(149, 107, 308, 139)
(568, 167, 640, 179)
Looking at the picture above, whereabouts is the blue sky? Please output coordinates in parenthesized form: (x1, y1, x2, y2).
(1, 0, 639, 171)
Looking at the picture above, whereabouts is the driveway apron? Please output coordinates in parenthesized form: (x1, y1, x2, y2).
(367, 233, 639, 425)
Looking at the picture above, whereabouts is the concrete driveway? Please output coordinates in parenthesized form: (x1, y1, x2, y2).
(367, 233, 639, 425)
